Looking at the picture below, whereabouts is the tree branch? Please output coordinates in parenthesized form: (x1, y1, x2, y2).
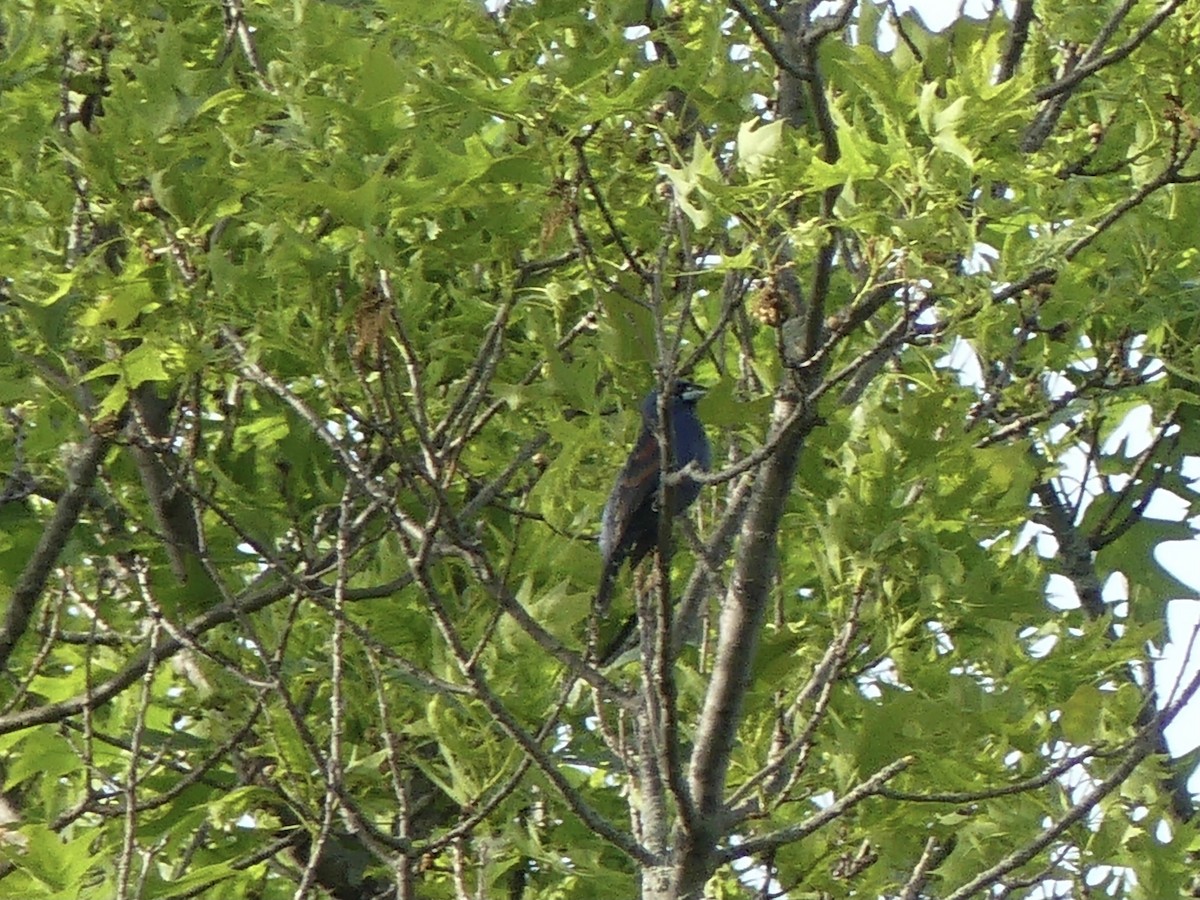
(942, 735, 1155, 899)
(718, 756, 913, 862)
(0, 433, 108, 673)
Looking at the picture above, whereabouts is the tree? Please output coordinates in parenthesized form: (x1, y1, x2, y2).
(1, 0, 1199, 897)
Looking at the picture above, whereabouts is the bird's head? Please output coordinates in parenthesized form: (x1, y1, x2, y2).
(641, 379, 707, 421)
(672, 380, 707, 404)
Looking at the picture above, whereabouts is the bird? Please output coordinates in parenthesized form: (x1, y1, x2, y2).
(596, 379, 711, 617)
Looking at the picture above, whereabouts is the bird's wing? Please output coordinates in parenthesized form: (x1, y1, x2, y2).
(597, 425, 661, 608)
(609, 425, 662, 544)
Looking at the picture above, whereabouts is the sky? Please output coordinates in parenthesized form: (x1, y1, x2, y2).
(898, 0, 1200, 785)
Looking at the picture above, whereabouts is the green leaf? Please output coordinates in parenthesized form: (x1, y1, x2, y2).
(656, 135, 720, 230)
(1060, 684, 1103, 744)
(737, 118, 784, 178)
(122, 342, 171, 388)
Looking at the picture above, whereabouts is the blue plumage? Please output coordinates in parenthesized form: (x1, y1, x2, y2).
(597, 380, 711, 612)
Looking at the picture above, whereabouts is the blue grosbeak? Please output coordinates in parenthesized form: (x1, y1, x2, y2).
(596, 380, 711, 614)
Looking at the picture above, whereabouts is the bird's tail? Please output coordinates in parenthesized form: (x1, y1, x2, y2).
(595, 557, 620, 615)
(598, 613, 639, 666)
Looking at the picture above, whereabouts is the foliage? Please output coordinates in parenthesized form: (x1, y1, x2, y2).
(0, 0, 1199, 897)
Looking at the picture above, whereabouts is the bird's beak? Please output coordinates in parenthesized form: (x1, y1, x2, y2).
(680, 383, 707, 402)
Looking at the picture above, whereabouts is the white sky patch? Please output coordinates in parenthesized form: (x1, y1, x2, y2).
(1154, 598, 1200, 759)
(938, 335, 983, 385)
(872, 0, 1016, 50)
(937, 313, 1200, 784)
